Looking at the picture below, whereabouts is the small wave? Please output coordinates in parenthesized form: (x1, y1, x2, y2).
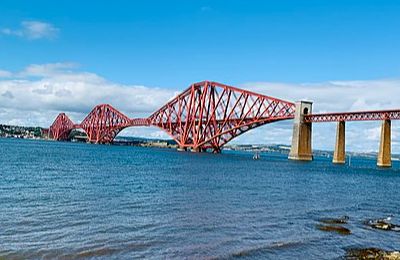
(225, 240, 305, 258)
(74, 247, 120, 258)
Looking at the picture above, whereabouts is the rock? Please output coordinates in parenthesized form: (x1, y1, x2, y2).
(387, 252, 400, 260)
(316, 224, 351, 235)
(319, 216, 349, 224)
(364, 219, 400, 231)
(346, 247, 383, 259)
(374, 221, 391, 230)
(345, 247, 400, 259)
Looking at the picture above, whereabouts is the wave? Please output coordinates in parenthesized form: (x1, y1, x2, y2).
(220, 240, 306, 259)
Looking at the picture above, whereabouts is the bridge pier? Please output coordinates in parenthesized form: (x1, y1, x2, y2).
(190, 147, 207, 153)
(177, 146, 187, 152)
(333, 121, 346, 164)
(377, 119, 391, 167)
(289, 101, 313, 161)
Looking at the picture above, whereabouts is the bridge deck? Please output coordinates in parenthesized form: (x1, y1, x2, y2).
(304, 109, 400, 122)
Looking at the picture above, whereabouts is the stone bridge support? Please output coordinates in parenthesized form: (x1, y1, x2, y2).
(289, 101, 313, 161)
(177, 146, 187, 152)
(333, 121, 346, 164)
(377, 119, 391, 167)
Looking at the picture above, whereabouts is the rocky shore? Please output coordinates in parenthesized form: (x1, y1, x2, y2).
(315, 215, 400, 259)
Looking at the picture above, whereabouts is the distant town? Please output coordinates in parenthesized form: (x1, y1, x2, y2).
(1, 124, 399, 160)
(0, 124, 49, 139)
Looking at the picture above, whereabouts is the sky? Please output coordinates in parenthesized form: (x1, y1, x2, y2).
(0, 0, 400, 152)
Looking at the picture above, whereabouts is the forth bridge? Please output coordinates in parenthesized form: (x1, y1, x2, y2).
(49, 81, 400, 168)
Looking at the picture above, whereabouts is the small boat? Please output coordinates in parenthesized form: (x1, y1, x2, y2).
(253, 152, 260, 160)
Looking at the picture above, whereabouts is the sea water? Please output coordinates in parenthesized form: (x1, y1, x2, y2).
(0, 138, 399, 259)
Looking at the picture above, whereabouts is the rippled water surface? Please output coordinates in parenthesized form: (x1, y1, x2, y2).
(1, 138, 400, 259)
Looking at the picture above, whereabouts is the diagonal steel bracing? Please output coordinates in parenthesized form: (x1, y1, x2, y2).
(48, 81, 296, 152)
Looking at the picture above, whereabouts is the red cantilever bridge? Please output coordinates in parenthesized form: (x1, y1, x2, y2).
(50, 80, 400, 165)
(49, 81, 296, 153)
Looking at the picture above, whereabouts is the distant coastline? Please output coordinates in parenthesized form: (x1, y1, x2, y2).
(0, 124, 49, 140)
(225, 144, 400, 161)
(1, 123, 399, 160)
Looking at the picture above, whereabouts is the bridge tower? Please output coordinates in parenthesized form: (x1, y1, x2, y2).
(289, 101, 313, 161)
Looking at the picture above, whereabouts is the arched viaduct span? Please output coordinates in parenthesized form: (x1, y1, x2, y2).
(49, 81, 296, 153)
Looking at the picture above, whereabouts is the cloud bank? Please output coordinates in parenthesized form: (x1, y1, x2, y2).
(238, 81, 400, 152)
(1, 21, 59, 40)
(0, 63, 177, 128)
(0, 63, 399, 152)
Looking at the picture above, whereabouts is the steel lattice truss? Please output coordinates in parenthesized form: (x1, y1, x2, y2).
(49, 113, 75, 140)
(80, 104, 133, 143)
(49, 81, 400, 152)
(304, 109, 400, 123)
(131, 118, 151, 126)
(149, 81, 296, 152)
(48, 81, 295, 151)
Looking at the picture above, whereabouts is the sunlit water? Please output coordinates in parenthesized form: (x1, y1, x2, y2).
(1, 138, 399, 259)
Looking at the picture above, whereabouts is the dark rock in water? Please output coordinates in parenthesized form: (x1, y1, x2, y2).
(316, 224, 351, 235)
(364, 218, 400, 232)
(316, 216, 351, 235)
(345, 247, 400, 259)
(319, 216, 349, 224)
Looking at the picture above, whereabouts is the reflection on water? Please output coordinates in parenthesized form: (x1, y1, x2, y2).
(0, 138, 399, 259)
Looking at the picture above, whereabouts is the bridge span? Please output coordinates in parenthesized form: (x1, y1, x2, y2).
(289, 102, 399, 167)
(50, 81, 296, 153)
(49, 81, 399, 167)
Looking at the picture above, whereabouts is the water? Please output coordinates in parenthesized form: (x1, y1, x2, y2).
(1, 138, 399, 259)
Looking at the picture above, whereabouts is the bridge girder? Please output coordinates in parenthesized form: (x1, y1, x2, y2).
(47, 81, 296, 151)
(149, 81, 295, 152)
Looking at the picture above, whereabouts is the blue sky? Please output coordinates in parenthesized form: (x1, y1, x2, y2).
(1, 0, 400, 87)
(0, 0, 400, 151)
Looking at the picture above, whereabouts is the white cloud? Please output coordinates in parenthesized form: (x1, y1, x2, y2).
(242, 80, 400, 113)
(0, 63, 177, 125)
(1, 21, 59, 40)
(119, 127, 171, 140)
(21, 62, 78, 77)
(235, 81, 400, 152)
(0, 70, 12, 78)
(0, 63, 399, 152)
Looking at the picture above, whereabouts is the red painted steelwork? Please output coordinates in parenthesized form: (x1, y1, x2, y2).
(49, 81, 400, 151)
(131, 118, 151, 126)
(80, 104, 135, 143)
(49, 105, 150, 143)
(49, 113, 75, 140)
(149, 81, 295, 152)
(304, 109, 400, 123)
(48, 81, 296, 151)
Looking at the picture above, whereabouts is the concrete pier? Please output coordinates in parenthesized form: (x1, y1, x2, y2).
(377, 119, 391, 167)
(289, 101, 313, 161)
(190, 147, 206, 153)
(333, 121, 346, 164)
(177, 146, 186, 152)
